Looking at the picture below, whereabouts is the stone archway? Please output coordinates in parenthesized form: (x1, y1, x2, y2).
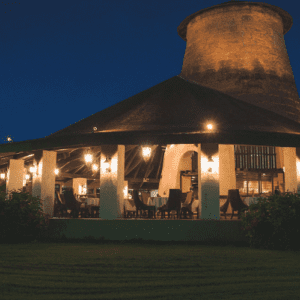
(158, 144, 198, 197)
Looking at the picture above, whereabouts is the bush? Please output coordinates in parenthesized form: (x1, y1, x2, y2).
(240, 192, 300, 251)
(0, 185, 48, 243)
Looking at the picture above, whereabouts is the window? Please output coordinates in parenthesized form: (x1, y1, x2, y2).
(55, 184, 60, 192)
(234, 145, 276, 170)
(87, 188, 94, 195)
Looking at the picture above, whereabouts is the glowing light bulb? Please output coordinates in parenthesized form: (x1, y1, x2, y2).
(85, 154, 93, 163)
(142, 147, 151, 160)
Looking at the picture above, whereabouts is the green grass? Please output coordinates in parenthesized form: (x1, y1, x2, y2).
(0, 241, 300, 300)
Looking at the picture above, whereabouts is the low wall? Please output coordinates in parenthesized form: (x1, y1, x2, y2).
(45, 219, 248, 243)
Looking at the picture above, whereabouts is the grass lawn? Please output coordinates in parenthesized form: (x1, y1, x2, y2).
(0, 241, 300, 300)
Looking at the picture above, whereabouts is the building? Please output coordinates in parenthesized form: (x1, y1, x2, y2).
(0, 1, 300, 222)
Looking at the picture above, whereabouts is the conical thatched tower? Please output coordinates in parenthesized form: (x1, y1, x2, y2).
(178, 1, 300, 123)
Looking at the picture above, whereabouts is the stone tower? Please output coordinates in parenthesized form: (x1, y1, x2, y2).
(178, 1, 300, 123)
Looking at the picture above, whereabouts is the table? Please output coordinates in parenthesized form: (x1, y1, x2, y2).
(147, 197, 168, 208)
(243, 197, 259, 206)
(124, 199, 135, 209)
(81, 198, 99, 206)
(191, 200, 199, 212)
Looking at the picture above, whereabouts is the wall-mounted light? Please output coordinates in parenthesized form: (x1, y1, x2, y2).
(201, 155, 219, 174)
(92, 164, 98, 172)
(207, 155, 213, 172)
(103, 157, 111, 173)
(30, 166, 37, 174)
(84, 153, 93, 164)
(25, 174, 30, 180)
(123, 186, 128, 197)
(142, 146, 151, 161)
(207, 123, 213, 130)
(0, 173, 5, 179)
(54, 168, 59, 175)
(78, 185, 87, 195)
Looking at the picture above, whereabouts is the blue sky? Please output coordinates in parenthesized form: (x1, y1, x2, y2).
(0, 0, 299, 143)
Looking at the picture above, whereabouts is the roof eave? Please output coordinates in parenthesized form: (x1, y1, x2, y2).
(1, 130, 300, 155)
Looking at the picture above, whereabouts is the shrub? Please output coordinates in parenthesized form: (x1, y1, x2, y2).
(0, 185, 48, 243)
(240, 192, 300, 251)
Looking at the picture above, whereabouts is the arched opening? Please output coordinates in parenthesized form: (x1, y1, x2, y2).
(178, 151, 198, 199)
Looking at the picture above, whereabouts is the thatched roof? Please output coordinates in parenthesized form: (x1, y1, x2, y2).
(1, 74, 300, 190)
(47, 74, 300, 137)
(1, 75, 300, 156)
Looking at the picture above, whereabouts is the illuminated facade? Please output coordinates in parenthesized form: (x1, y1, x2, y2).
(0, 2, 300, 221)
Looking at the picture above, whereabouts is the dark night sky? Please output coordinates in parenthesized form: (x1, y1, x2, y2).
(1, 0, 299, 144)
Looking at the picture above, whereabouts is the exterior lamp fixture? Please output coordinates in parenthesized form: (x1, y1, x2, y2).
(103, 157, 111, 173)
(30, 166, 37, 174)
(142, 146, 151, 161)
(207, 124, 213, 130)
(84, 153, 93, 164)
(25, 174, 30, 180)
(207, 156, 214, 172)
(54, 168, 59, 175)
(92, 164, 98, 172)
(0, 173, 5, 179)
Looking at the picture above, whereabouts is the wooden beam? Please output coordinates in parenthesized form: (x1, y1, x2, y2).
(125, 147, 139, 174)
(140, 146, 158, 188)
(133, 159, 143, 180)
(58, 157, 82, 170)
(126, 178, 160, 183)
(73, 164, 86, 174)
(57, 172, 96, 180)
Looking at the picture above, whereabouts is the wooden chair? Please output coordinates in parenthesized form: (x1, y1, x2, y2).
(180, 191, 194, 219)
(157, 189, 182, 219)
(141, 191, 151, 205)
(89, 204, 99, 218)
(63, 188, 86, 218)
(220, 189, 249, 219)
(180, 192, 187, 204)
(54, 191, 68, 217)
(123, 199, 137, 218)
(133, 190, 156, 218)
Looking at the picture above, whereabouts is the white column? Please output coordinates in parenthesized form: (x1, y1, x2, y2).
(73, 178, 87, 197)
(32, 150, 57, 217)
(296, 148, 300, 194)
(198, 144, 220, 220)
(219, 145, 236, 196)
(297, 152, 300, 194)
(99, 145, 125, 219)
(282, 147, 297, 193)
(6, 159, 24, 195)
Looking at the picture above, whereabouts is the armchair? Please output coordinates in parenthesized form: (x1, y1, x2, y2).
(54, 191, 68, 217)
(157, 189, 182, 219)
(180, 191, 194, 219)
(133, 190, 156, 218)
(63, 188, 87, 218)
(220, 189, 249, 219)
